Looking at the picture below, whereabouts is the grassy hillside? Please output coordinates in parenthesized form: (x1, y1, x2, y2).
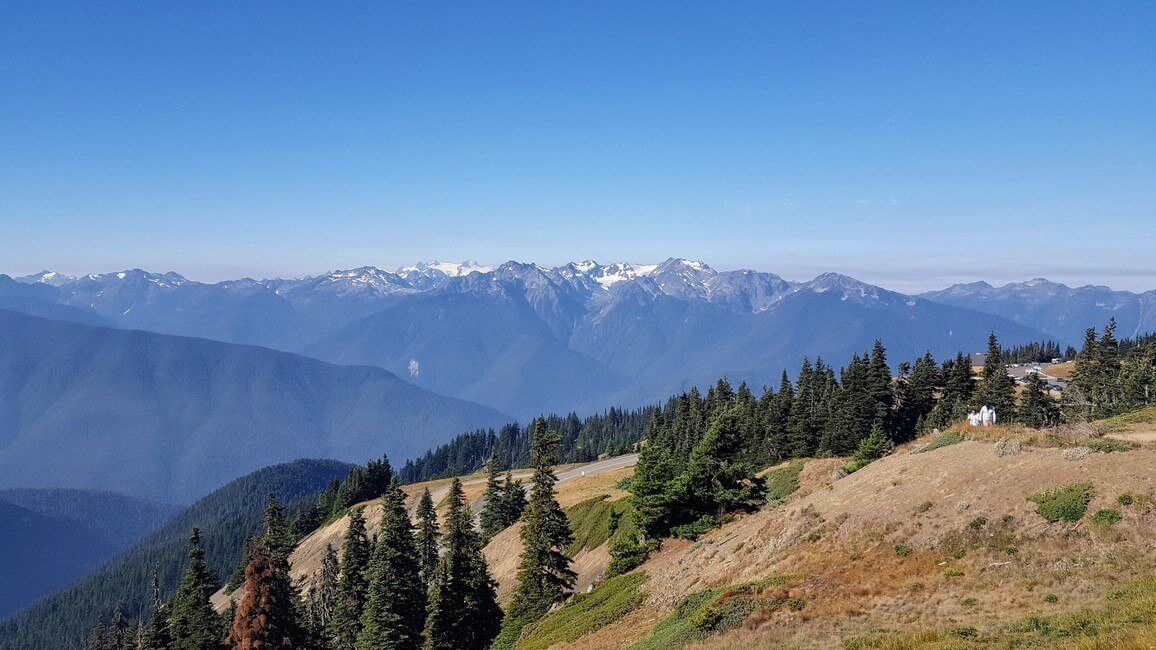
(0, 459, 352, 650)
(546, 425, 1156, 648)
(0, 309, 509, 503)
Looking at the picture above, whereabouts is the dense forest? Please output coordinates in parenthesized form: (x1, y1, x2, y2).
(398, 408, 651, 484)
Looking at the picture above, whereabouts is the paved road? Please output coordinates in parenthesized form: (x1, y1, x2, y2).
(414, 453, 639, 518)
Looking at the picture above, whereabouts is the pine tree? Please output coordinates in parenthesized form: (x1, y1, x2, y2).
(497, 420, 576, 647)
(226, 538, 302, 648)
(328, 506, 372, 649)
(674, 408, 765, 524)
(304, 544, 341, 644)
(478, 456, 507, 541)
(356, 482, 426, 649)
(629, 412, 679, 538)
(415, 488, 440, 586)
(263, 492, 295, 561)
(140, 568, 171, 650)
(1018, 372, 1060, 427)
(499, 471, 528, 528)
(426, 478, 502, 650)
(976, 332, 1017, 417)
(169, 527, 222, 650)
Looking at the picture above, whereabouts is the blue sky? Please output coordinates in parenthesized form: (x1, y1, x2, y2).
(2, 2, 1153, 291)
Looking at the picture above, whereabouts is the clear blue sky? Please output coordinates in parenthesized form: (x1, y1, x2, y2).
(2, 2, 1153, 291)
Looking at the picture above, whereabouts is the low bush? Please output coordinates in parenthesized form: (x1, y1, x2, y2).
(918, 432, 965, 453)
(893, 544, 911, 557)
(628, 576, 794, 649)
(1087, 437, 1138, 453)
(763, 460, 804, 503)
(1090, 508, 1122, 526)
(516, 572, 649, 650)
(1030, 483, 1095, 522)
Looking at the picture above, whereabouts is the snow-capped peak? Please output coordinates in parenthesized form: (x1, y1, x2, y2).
(397, 260, 491, 278)
(15, 270, 75, 286)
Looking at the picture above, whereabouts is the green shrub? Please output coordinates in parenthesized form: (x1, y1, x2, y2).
(607, 534, 656, 577)
(1030, 483, 1095, 522)
(615, 475, 634, 490)
(893, 544, 911, 557)
(1090, 508, 1122, 526)
(764, 460, 804, 503)
(962, 597, 978, 607)
(1117, 492, 1136, 507)
(968, 516, 987, 530)
(1087, 438, 1137, 453)
(516, 572, 649, 650)
(671, 514, 724, 540)
(948, 626, 978, 638)
(917, 432, 965, 453)
(1043, 594, 1059, 603)
(628, 577, 792, 649)
(567, 495, 636, 556)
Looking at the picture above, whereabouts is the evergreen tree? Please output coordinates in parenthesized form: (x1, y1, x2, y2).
(169, 527, 221, 650)
(629, 410, 680, 539)
(498, 420, 577, 646)
(328, 507, 372, 649)
(499, 471, 528, 528)
(140, 568, 171, 650)
(478, 456, 507, 541)
(1017, 372, 1060, 427)
(975, 332, 1017, 417)
(356, 483, 426, 649)
(674, 408, 765, 526)
(226, 538, 302, 648)
(426, 479, 501, 650)
(304, 544, 341, 644)
(225, 535, 255, 594)
(415, 488, 440, 586)
(263, 492, 295, 561)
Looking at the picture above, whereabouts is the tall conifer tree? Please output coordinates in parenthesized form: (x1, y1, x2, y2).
(328, 507, 371, 649)
(497, 420, 576, 646)
(356, 482, 426, 649)
(426, 479, 501, 650)
(169, 527, 221, 650)
(226, 539, 302, 649)
(976, 332, 1017, 416)
(415, 488, 440, 586)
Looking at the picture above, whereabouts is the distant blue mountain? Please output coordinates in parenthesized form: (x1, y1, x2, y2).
(0, 275, 108, 327)
(0, 488, 176, 619)
(921, 278, 1156, 344)
(0, 310, 509, 503)
(10, 260, 1072, 417)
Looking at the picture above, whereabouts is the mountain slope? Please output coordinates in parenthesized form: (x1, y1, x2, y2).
(306, 286, 627, 417)
(310, 263, 1053, 417)
(0, 489, 176, 619)
(922, 278, 1156, 344)
(0, 459, 352, 650)
(0, 275, 108, 327)
(0, 310, 509, 503)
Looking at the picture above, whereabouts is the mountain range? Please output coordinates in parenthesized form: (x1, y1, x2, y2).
(9, 259, 1148, 417)
(0, 310, 508, 503)
(921, 278, 1156, 344)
